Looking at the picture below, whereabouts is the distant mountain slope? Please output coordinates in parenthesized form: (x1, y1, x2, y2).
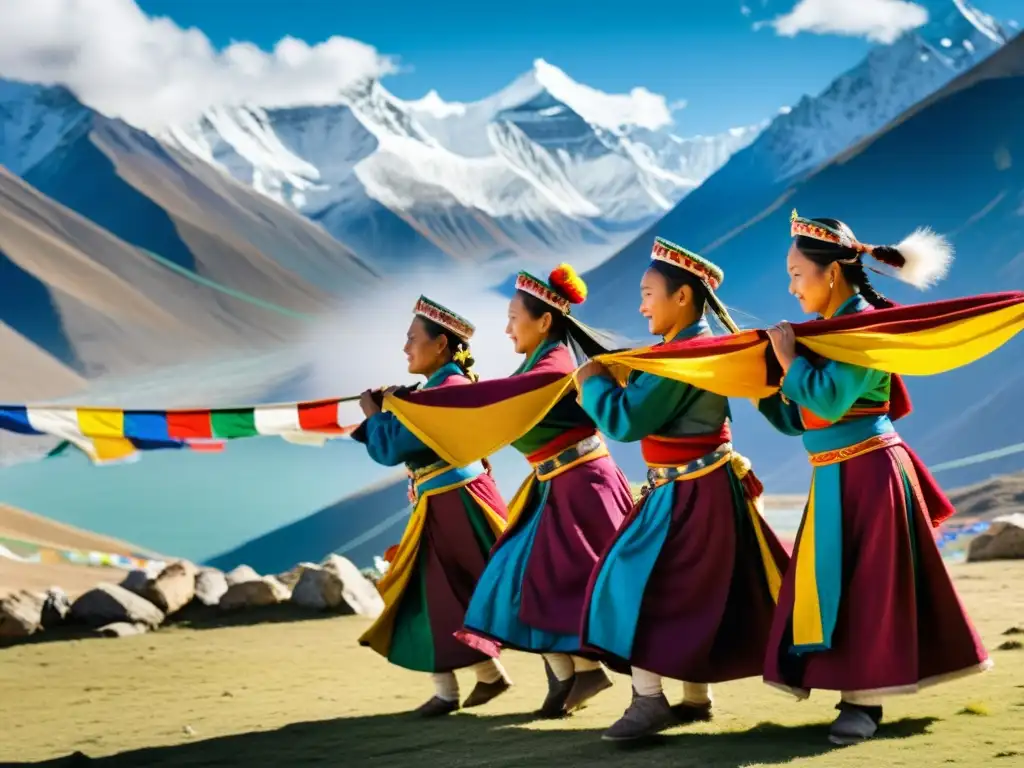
(582, 32, 1024, 490)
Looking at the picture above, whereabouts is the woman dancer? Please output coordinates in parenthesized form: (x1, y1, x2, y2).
(355, 296, 512, 717)
(575, 238, 789, 742)
(759, 212, 991, 744)
(458, 265, 635, 718)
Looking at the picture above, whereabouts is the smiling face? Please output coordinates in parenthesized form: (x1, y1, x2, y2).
(403, 316, 448, 376)
(505, 292, 552, 356)
(786, 244, 836, 316)
(640, 266, 694, 338)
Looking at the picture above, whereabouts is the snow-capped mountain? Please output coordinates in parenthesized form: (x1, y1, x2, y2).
(0, 80, 91, 175)
(754, 0, 1009, 183)
(160, 60, 763, 276)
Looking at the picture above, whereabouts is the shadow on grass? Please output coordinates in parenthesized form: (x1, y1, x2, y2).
(17, 713, 939, 768)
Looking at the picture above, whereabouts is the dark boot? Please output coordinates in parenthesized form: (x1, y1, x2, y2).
(601, 688, 676, 741)
(828, 701, 882, 745)
(670, 700, 713, 723)
(414, 696, 460, 717)
(536, 658, 575, 719)
(462, 678, 512, 708)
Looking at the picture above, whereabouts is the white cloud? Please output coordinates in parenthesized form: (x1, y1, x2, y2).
(760, 0, 929, 44)
(0, 0, 397, 130)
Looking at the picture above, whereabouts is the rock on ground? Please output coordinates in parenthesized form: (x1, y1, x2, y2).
(225, 565, 260, 586)
(967, 514, 1024, 562)
(40, 587, 71, 630)
(0, 590, 44, 638)
(322, 555, 384, 618)
(193, 568, 228, 607)
(290, 564, 344, 611)
(140, 561, 197, 615)
(96, 621, 149, 638)
(219, 577, 290, 611)
(70, 583, 165, 629)
(119, 569, 149, 595)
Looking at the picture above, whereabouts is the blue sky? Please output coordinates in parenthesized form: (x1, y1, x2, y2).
(133, 0, 1021, 135)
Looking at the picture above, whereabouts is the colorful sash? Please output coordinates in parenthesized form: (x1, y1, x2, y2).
(586, 447, 783, 659)
(792, 415, 900, 653)
(359, 461, 505, 656)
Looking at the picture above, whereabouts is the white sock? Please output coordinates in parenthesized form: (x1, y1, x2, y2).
(472, 659, 507, 685)
(631, 667, 663, 697)
(682, 682, 712, 706)
(544, 653, 575, 682)
(572, 656, 601, 673)
(842, 691, 883, 707)
(431, 672, 459, 702)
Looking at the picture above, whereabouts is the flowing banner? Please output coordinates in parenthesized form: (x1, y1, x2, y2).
(1, 292, 1021, 466)
(0, 535, 167, 573)
(381, 293, 1024, 466)
(0, 398, 361, 464)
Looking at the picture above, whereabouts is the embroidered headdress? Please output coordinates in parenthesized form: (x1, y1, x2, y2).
(413, 296, 475, 342)
(650, 237, 725, 291)
(649, 237, 738, 333)
(790, 209, 953, 289)
(514, 263, 587, 315)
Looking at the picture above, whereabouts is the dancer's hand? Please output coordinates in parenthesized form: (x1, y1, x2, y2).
(575, 360, 609, 385)
(766, 322, 796, 372)
(359, 389, 381, 417)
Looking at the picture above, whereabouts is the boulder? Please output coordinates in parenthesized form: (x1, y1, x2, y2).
(40, 587, 72, 630)
(97, 621, 149, 638)
(140, 561, 197, 615)
(277, 563, 317, 591)
(193, 568, 228, 607)
(0, 590, 45, 638)
(119, 569, 150, 595)
(225, 564, 260, 586)
(219, 576, 290, 611)
(291, 564, 344, 611)
(70, 583, 165, 628)
(322, 555, 384, 618)
(967, 514, 1024, 562)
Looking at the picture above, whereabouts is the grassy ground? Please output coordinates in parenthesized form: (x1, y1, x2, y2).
(2, 563, 1023, 768)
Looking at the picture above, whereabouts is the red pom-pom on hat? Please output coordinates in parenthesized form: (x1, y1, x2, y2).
(549, 263, 588, 304)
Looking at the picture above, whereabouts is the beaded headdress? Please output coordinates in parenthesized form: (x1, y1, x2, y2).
(413, 296, 475, 342)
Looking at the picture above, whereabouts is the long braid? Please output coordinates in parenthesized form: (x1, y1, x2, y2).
(840, 261, 895, 309)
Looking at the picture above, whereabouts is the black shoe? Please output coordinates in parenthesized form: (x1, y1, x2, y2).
(536, 658, 575, 718)
(670, 701, 713, 723)
(415, 696, 460, 717)
(462, 678, 512, 708)
(828, 702, 882, 745)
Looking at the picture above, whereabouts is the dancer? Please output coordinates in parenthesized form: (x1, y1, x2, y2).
(354, 296, 512, 717)
(575, 238, 789, 742)
(457, 265, 635, 718)
(758, 213, 992, 744)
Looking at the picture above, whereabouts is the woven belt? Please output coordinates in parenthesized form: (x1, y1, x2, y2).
(808, 432, 902, 467)
(409, 459, 448, 482)
(532, 434, 604, 478)
(640, 442, 733, 497)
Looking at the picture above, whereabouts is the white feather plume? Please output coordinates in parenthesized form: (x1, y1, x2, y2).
(891, 227, 954, 289)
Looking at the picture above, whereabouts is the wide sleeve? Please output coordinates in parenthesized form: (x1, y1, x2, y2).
(780, 356, 879, 424)
(362, 411, 428, 467)
(579, 372, 691, 442)
(756, 393, 805, 436)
